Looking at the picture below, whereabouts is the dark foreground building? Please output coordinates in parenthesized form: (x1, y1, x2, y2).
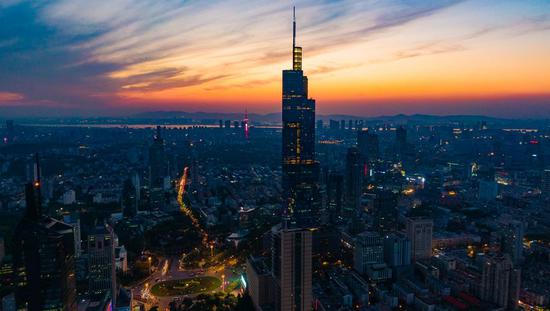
(12, 157, 77, 310)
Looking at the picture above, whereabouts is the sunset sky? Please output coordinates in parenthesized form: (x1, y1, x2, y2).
(0, 0, 549, 117)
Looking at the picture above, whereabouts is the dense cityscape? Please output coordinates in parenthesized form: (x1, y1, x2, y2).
(1, 4, 550, 311)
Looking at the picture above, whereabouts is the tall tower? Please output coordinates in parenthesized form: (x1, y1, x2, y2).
(282, 6, 320, 229)
(88, 224, 117, 305)
(149, 126, 167, 210)
(274, 8, 314, 311)
(344, 147, 362, 217)
(13, 155, 77, 310)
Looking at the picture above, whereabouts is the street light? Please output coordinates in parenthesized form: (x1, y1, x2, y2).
(221, 274, 225, 292)
(148, 256, 152, 272)
(210, 243, 214, 257)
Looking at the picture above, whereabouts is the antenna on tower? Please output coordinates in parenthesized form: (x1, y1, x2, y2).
(292, 6, 296, 50)
(291, 6, 302, 70)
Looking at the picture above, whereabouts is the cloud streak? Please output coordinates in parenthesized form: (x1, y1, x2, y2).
(0, 0, 548, 116)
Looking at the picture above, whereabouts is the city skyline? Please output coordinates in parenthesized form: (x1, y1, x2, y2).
(1, 0, 549, 118)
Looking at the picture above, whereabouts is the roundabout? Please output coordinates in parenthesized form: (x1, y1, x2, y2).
(150, 276, 222, 297)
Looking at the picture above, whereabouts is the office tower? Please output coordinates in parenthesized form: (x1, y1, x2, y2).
(344, 147, 362, 217)
(357, 129, 379, 162)
(480, 254, 520, 310)
(272, 227, 312, 311)
(373, 191, 398, 234)
(63, 214, 82, 258)
(149, 126, 166, 210)
(348, 120, 353, 130)
(326, 172, 344, 223)
(274, 9, 314, 311)
(396, 126, 407, 155)
(246, 256, 275, 310)
(234, 120, 240, 128)
(219, 119, 223, 128)
(354, 231, 384, 274)
(122, 178, 137, 218)
(340, 120, 346, 130)
(224, 120, 231, 128)
(149, 126, 166, 189)
(383, 233, 411, 267)
(501, 220, 524, 265)
(88, 224, 117, 305)
(281, 7, 320, 229)
(13, 156, 77, 310)
(405, 217, 433, 261)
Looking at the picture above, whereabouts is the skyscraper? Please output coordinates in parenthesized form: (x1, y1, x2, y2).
(281, 7, 320, 229)
(12, 156, 77, 310)
(405, 217, 433, 261)
(326, 171, 344, 223)
(122, 178, 137, 218)
(480, 254, 520, 310)
(274, 8, 314, 311)
(87, 224, 117, 305)
(354, 231, 384, 274)
(272, 227, 312, 311)
(149, 126, 166, 189)
(373, 191, 398, 234)
(395, 126, 407, 156)
(344, 147, 363, 217)
(383, 233, 411, 267)
(357, 129, 379, 162)
(501, 220, 524, 265)
(149, 126, 167, 210)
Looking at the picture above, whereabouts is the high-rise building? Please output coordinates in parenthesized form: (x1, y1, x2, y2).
(247, 256, 275, 310)
(149, 126, 167, 189)
(405, 217, 433, 261)
(274, 9, 314, 311)
(272, 227, 312, 311)
(357, 129, 379, 162)
(480, 254, 520, 310)
(373, 191, 398, 234)
(396, 126, 407, 156)
(383, 233, 411, 267)
(344, 147, 362, 217)
(13, 156, 77, 310)
(149, 126, 167, 210)
(354, 231, 384, 274)
(326, 172, 344, 223)
(501, 220, 524, 265)
(87, 224, 117, 305)
(281, 7, 320, 229)
(122, 178, 137, 218)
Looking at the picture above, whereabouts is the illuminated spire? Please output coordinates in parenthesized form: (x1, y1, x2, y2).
(292, 6, 302, 70)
